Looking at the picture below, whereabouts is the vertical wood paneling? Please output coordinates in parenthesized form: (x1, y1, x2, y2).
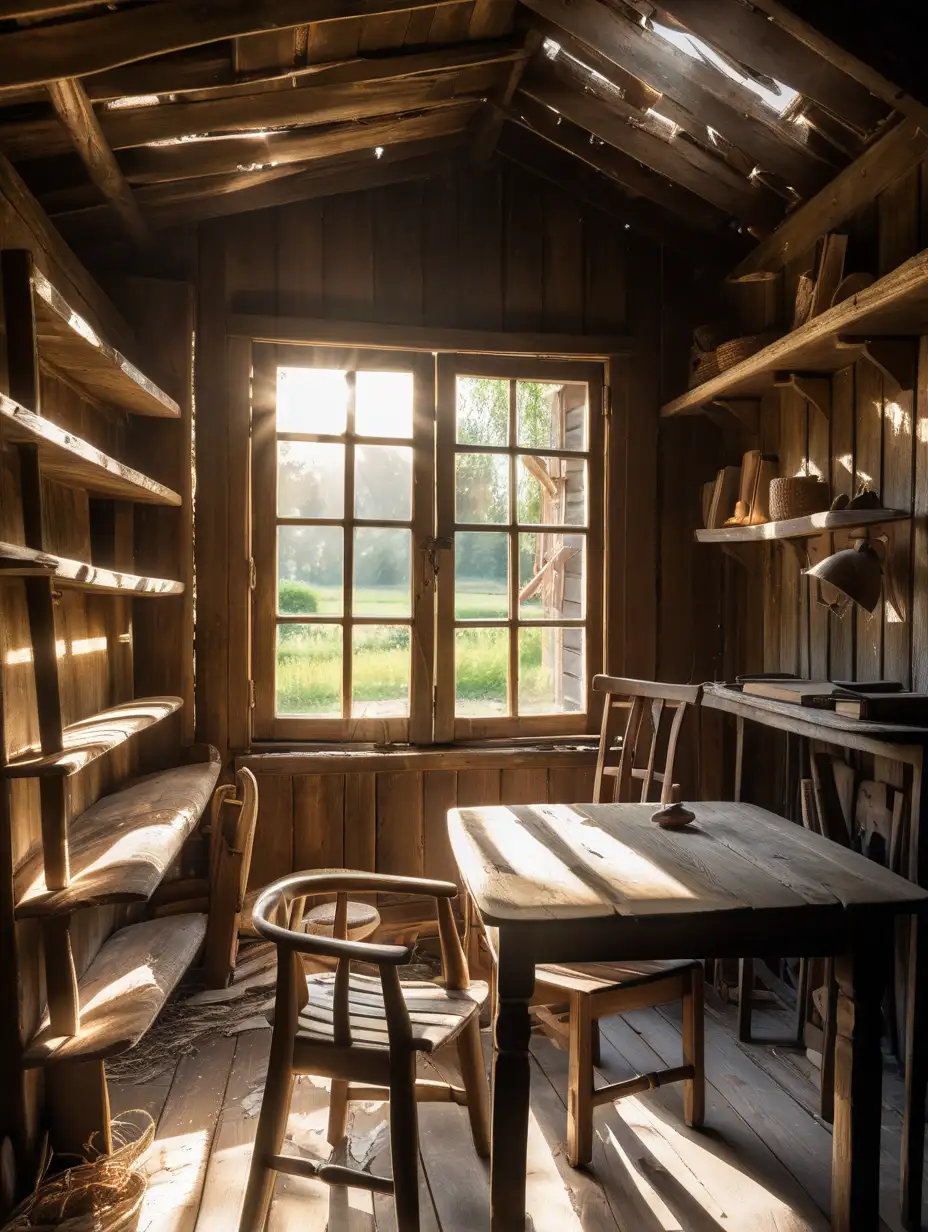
(373, 180, 424, 325)
(829, 365, 856, 680)
(878, 168, 921, 276)
(376, 771, 424, 879)
(456, 770, 501, 806)
(323, 191, 374, 319)
(456, 167, 503, 331)
(777, 386, 806, 676)
(422, 770, 458, 885)
(500, 769, 548, 804)
(882, 344, 917, 688)
(542, 184, 584, 334)
(502, 166, 543, 333)
(247, 775, 293, 888)
(275, 199, 323, 317)
(422, 172, 458, 327)
(914, 336, 928, 694)
(548, 767, 596, 803)
(808, 397, 830, 679)
(293, 774, 345, 871)
(344, 772, 376, 874)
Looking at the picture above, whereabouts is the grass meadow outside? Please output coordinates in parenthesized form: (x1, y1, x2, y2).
(275, 581, 577, 717)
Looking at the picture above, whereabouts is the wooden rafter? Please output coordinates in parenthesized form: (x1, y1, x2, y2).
(522, 68, 782, 227)
(1, 66, 502, 160)
(46, 78, 153, 251)
(520, 0, 838, 195)
(0, 0, 469, 92)
(472, 29, 541, 163)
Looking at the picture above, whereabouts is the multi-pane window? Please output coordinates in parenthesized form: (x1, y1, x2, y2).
(252, 346, 602, 743)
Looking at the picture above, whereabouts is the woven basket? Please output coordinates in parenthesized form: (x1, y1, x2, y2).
(769, 476, 831, 522)
(716, 335, 764, 371)
(689, 349, 720, 388)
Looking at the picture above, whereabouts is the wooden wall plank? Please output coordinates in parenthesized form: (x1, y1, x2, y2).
(829, 365, 856, 681)
(247, 775, 293, 889)
(275, 199, 324, 318)
(914, 336, 928, 693)
(421, 171, 458, 328)
(344, 772, 377, 874)
(502, 165, 544, 333)
(373, 180, 424, 326)
(808, 396, 830, 679)
(878, 167, 921, 277)
(293, 774, 345, 871)
(456, 166, 503, 331)
(376, 770, 424, 880)
(500, 769, 548, 804)
(855, 357, 884, 681)
(422, 770, 459, 885)
(881, 344, 917, 689)
(548, 766, 596, 803)
(323, 190, 374, 320)
(456, 769, 501, 807)
(776, 385, 807, 676)
(542, 182, 584, 334)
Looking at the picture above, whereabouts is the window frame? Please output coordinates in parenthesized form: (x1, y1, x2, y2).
(251, 343, 435, 743)
(434, 353, 605, 742)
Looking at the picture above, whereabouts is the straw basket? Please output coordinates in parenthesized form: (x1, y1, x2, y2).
(689, 349, 720, 388)
(716, 335, 764, 371)
(769, 476, 830, 522)
(2, 1113, 153, 1232)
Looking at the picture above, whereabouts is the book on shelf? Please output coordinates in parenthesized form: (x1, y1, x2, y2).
(705, 466, 741, 530)
(834, 693, 928, 722)
(832, 680, 904, 694)
(742, 679, 852, 707)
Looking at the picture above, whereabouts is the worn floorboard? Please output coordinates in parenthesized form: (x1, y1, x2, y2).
(106, 988, 926, 1231)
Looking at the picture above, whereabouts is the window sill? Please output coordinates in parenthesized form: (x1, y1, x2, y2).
(236, 739, 598, 775)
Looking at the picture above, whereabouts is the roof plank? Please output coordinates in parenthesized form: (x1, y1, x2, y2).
(655, 0, 888, 136)
(0, 0, 471, 93)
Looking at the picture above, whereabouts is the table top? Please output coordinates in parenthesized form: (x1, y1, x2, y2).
(448, 801, 928, 926)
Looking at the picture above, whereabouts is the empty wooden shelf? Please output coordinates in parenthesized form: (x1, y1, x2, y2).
(33, 269, 180, 419)
(24, 913, 207, 1066)
(694, 508, 910, 544)
(0, 394, 181, 505)
(662, 247, 928, 417)
(14, 754, 221, 917)
(0, 540, 184, 595)
(4, 696, 183, 779)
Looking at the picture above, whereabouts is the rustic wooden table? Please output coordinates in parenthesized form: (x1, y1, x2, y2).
(448, 799, 928, 1232)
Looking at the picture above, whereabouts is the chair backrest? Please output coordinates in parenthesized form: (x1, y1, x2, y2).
(591, 676, 702, 806)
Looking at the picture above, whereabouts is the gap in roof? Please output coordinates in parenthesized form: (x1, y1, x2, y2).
(650, 21, 798, 114)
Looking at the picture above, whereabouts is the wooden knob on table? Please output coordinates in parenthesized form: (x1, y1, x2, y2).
(651, 802, 696, 830)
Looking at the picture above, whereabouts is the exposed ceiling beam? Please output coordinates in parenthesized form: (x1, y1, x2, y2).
(472, 29, 541, 162)
(38, 105, 477, 212)
(523, 13, 660, 113)
(2, 68, 499, 160)
(0, 0, 104, 15)
(496, 121, 740, 263)
(46, 77, 153, 251)
(519, 0, 839, 196)
(0, 0, 469, 93)
(467, 0, 517, 39)
(747, 0, 928, 129)
(78, 34, 529, 104)
(653, 0, 888, 136)
(733, 116, 928, 276)
(522, 68, 783, 228)
(508, 91, 734, 237)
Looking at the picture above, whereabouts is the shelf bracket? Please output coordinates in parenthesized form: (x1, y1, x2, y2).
(705, 398, 760, 434)
(836, 336, 916, 397)
(774, 372, 830, 420)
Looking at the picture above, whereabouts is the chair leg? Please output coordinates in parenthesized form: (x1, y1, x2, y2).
(327, 1078, 350, 1147)
(456, 1015, 491, 1158)
(389, 1051, 420, 1232)
(567, 990, 594, 1168)
(683, 966, 705, 1128)
(239, 1062, 293, 1232)
(738, 957, 753, 1042)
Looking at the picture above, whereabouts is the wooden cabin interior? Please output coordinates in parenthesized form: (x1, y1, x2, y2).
(3, 2, 928, 1230)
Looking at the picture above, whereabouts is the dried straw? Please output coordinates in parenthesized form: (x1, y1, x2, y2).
(1, 1114, 153, 1232)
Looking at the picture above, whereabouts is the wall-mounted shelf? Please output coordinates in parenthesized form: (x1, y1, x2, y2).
(662, 247, 928, 417)
(4, 696, 182, 779)
(32, 269, 180, 419)
(0, 540, 184, 595)
(0, 394, 181, 505)
(24, 913, 207, 1066)
(695, 508, 910, 545)
(14, 753, 220, 918)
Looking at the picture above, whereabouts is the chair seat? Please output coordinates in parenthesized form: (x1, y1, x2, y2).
(535, 959, 700, 996)
(298, 971, 488, 1053)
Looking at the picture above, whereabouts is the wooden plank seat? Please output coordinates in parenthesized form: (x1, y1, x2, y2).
(298, 970, 487, 1052)
(25, 912, 207, 1065)
(14, 753, 220, 917)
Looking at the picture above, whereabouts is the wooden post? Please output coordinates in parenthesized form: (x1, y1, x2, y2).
(490, 928, 534, 1232)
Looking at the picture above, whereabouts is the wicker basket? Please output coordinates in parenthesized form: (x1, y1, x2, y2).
(769, 476, 831, 522)
(688, 349, 720, 388)
(716, 335, 764, 371)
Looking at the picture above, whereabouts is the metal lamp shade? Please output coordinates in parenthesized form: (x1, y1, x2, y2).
(804, 542, 883, 613)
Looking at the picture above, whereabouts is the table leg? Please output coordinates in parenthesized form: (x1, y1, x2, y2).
(832, 922, 891, 1232)
(491, 929, 535, 1232)
(902, 912, 927, 1229)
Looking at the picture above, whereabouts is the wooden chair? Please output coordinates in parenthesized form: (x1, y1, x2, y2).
(521, 675, 706, 1167)
(239, 870, 490, 1232)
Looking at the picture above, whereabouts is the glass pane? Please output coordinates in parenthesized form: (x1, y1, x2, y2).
(517, 380, 587, 450)
(278, 526, 343, 616)
(518, 627, 585, 715)
(352, 626, 410, 718)
(277, 441, 344, 518)
(455, 453, 508, 524)
(354, 527, 411, 616)
(455, 628, 508, 717)
(455, 532, 508, 620)
(356, 371, 414, 438)
(517, 456, 587, 525)
(354, 444, 412, 521)
(519, 533, 585, 620)
(277, 367, 349, 435)
(276, 623, 341, 717)
(456, 377, 509, 446)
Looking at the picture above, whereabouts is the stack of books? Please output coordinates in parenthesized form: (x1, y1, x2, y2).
(734, 676, 928, 723)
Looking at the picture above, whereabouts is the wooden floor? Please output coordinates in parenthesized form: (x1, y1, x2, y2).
(109, 989, 925, 1232)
